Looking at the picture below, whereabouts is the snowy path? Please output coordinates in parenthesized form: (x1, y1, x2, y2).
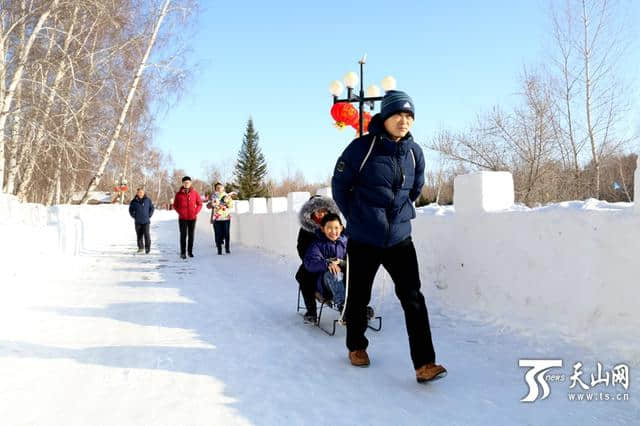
(1, 210, 638, 425)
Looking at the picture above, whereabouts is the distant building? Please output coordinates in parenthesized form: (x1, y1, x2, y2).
(70, 191, 113, 205)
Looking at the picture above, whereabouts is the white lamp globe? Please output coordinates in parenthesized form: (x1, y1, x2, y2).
(366, 84, 381, 98)
(329, 80, 344, 97)
(343, 71, 359, 89)
(381, 76, 397, 92)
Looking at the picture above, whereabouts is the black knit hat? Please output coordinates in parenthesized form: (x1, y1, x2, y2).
(380, 90, 415, 122)
(182, 176, 191, 182)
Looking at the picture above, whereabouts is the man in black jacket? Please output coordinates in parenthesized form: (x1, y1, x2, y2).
(129, 188, 155, 254)
(331, 90, 446, 383)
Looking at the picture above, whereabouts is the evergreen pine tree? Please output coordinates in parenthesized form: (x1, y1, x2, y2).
(233, 118, 268, 199)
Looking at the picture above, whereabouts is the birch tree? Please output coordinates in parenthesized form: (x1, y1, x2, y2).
(80, 0, 171, 204)
(549, 0, 633, 198)
(0, 0, 60, 191)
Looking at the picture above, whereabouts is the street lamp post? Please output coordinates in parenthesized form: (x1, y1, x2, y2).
(329, 54, 397, 137)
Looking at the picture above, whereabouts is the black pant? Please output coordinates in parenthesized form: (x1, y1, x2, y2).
(213, 220, 231, 251)
(135, 223, 151, 252)
(296, 265, 318, 316)
(345, 237, 436, 369)
(179, 219, 196, 255)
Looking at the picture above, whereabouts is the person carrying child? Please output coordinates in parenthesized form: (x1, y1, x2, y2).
(206, 182, 233, 255)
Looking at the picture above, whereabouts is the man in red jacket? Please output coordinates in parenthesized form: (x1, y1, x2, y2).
(173, 176, 203, 259)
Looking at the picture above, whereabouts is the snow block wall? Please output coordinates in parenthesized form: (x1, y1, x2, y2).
(231, 171, 640, 357)
(0, 194, 121, 257)
(0, 194, 72, 257)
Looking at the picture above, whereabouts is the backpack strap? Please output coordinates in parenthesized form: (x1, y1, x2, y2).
(409, 146, 416, 169)
(359, 137, 415, 173)
(358, 136, 376, 173)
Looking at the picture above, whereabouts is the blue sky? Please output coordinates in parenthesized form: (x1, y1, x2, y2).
(154, 0, 639, 184)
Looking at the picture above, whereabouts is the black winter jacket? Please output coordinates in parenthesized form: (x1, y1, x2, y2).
(331, 114, 425, 247)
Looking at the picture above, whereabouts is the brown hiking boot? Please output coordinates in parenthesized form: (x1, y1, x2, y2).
(348, 350, 370, 367)
(416, 363, 447, 383)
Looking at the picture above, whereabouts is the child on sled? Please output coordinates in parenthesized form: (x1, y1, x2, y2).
(303, 213, 347, 310)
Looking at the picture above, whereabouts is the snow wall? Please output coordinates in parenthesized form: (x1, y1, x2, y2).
(0, 194, 130, 258)
(2, 167, 639, 357)
(230, 169, 640, 357)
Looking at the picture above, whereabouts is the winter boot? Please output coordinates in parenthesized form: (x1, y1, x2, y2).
(217, 246, 222, 255)
(136, 248, 144, 254)
(180, 253, 187, 259)
(188, 252, 194, 258)
(366, 306, 375, 320)
(415, 363, 447, 383)
(303, 312, 317, 324)
(348, 350, 370, 367)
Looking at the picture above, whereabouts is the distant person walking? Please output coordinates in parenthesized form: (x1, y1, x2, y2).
(174, 176, 203, 259)
(129, 188, 155, 254)
(332, 90, 447, 383)
(207, 182, 234, 255)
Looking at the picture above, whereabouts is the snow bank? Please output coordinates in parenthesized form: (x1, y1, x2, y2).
(0, 194, 132, 258)
(231, 171, 640, 359)
(0, 194, 71, 257)
(2, 168, 639, 359)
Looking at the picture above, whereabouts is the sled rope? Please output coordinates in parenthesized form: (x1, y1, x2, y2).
(339, 254, 350, 323)
(377, 268, 388, 316)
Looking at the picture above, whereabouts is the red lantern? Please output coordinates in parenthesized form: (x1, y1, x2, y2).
(330, 103, 359, 130)
(353, 111, 372, 134)
(120, 185, 128, 192)
(114, 186, 120, 193)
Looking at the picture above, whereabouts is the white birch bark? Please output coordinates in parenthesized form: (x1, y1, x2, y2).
(80, 0, 171, 204)
(0, 0, 60, 191)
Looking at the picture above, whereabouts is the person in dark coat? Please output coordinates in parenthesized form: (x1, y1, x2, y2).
(303, 213, 348, 308)
(129, 187, 155, 254)
(296, 195, 340, 323)
(331, 90, 447, 383)
(173, 176, 203, 259)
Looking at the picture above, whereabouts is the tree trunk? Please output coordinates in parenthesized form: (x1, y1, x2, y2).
(120, 125, 133, 205)
(563, 61, 581, 198)
(617, 156, 632, 202)
(581, 0, 601, 199)
(13, 31, 58, 199)
(0, 0, 60, 192)
(16, 6, 78, 201)
(0, 11, 6, 189)
(44, 148, 62, 206)
(80, 0, 171, 204)
(54, 151, 62, 205)
(156, 172, 163, 203)
(4, 82, 22, 194)
(4, 0, 27, 195)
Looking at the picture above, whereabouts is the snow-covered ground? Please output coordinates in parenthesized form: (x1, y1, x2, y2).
(1, 205, 639, 425)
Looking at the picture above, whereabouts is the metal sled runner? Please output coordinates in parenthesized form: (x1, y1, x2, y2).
(297, 289, 382, 336)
